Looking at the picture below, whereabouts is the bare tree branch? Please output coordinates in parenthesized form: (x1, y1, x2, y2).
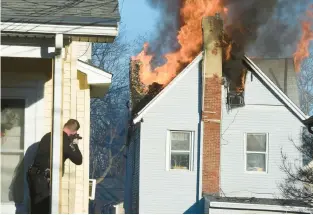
(279, 129, 313, 205)
(89, 27, 147, 213)
(297, 57, 313, 115)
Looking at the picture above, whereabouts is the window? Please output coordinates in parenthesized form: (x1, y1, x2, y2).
(1, 99, 25, 203)
(245, 133, 268, 172)
(168, 131, 193, 171)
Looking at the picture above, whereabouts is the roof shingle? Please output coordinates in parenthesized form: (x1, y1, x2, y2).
(1, 0, 120, 27)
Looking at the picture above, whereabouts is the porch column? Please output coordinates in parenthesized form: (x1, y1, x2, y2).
(51, 33, 64, 214)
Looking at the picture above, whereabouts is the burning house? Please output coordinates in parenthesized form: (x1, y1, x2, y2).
(125, 0, 312, 214)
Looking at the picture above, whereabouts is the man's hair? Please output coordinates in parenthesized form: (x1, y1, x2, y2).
(64, 119, 80, 131)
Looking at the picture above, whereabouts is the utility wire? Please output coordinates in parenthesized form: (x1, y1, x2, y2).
(2, 0, 119, 34)
(2, 0, 85, 31)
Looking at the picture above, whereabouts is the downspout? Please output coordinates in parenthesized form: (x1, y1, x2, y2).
(51, 33, 63, 214)
(195, 60, 204, 213)
(198, 59, 204, 194)
(124, 100, 135, 213)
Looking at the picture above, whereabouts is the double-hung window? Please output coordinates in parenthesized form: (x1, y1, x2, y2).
(245, 133, 268, 172)
(168, 131, 193, 171)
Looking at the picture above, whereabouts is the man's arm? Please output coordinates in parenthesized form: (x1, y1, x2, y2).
(64, 138, 83, 165)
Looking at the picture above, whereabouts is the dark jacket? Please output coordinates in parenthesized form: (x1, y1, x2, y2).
(33, 131, 83, 170)
(28, 131, 83, 204)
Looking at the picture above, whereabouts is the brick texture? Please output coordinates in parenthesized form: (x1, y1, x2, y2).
(202, 75, 221, 194)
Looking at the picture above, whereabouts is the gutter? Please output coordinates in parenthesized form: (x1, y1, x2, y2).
(208, 201, 312, 214)
(1, 22, 119, 37)
(51, 33, 64, 214)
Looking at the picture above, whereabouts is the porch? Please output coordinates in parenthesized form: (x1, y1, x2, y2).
(1, 40, 112, 214)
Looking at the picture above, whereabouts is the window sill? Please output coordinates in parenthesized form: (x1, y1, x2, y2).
(166, 169, 195, 173)
(244, 171, 268, 174)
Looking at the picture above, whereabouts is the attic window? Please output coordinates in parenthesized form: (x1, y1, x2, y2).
(227, 91, 245, 108)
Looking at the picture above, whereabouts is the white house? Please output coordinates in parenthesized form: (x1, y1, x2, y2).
(1, 0, 120, 214)
(125, 15, 311, 214)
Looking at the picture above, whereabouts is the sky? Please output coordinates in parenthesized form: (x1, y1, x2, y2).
(118, 0, 159, 42)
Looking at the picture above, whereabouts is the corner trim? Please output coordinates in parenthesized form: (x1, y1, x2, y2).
(77, 59, 112, 85)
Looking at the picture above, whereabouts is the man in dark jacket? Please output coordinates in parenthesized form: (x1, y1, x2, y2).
(28, 119, 83, 214)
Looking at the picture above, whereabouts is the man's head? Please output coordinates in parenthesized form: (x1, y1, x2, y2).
(63, 119, 80, 136)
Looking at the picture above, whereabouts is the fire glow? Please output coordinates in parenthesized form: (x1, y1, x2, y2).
(132, 0, 228, 87)
(133, 0, 313, 88)
(293, 7, 313, 73)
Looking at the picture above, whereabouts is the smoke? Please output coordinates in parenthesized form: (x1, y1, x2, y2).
(145, 0, 310, 59)
(145, 0, 182, 68)
(245, 0, 309, 57)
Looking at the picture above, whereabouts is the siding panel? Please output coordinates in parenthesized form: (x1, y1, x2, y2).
(220, 71, 303, 198)
(139, 63, 201, 214)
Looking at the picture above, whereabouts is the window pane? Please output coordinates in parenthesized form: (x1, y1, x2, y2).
(1, 153, 24, 203)
(1, 99, 25, 204)
(171, 153, 190, 170)
(246, 153, 266, 172)
(247, 134, 266, 152)
(1, 99, 25, 150)
(171, 132, 190, 151)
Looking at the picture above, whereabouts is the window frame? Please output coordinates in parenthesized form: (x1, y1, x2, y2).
(244, 132, 269, 174)
(166, 130, 194, 172)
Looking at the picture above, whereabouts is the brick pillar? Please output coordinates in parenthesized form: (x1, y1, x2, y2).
(201, 14, 223, 195)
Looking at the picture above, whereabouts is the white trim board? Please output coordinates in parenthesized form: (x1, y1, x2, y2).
(0, 45, 62, 58)
(133, 52, 204, 124)
(209, 201, 313, 213)
(77, 59, 112, 98)
(77, 59, 112, 84)
(1, 22, 119, 37)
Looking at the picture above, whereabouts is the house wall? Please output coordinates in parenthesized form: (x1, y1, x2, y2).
(138, 62, 202, 214)
(252, 58, 300, 107)
(1, 57, 52, 213)
(220, 70, 303, 198)
(60, 41, 91, 214)
(1, 43, 92, 214)
(124, 123, 140, 214)
(1, 57, 52, 138)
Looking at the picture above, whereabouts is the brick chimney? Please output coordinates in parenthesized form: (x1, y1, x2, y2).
(201, 14, 223, 195)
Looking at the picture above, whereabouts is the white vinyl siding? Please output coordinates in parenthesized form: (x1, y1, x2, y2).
(220, 71, 303, 198)
(138, 59, 201, 214)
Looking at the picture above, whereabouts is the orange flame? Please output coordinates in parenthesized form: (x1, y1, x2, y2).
(132, 0, 227, 86)
(293, 7, 313, 72)
(293, 21, 313, 72)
